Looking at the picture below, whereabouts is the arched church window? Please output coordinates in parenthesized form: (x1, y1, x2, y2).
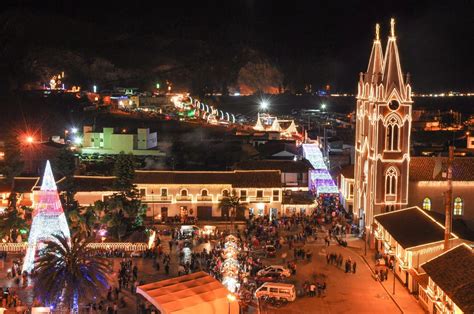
(454, 197, 463, 215)
(385, 114, 401, 152)
(422, 198, 431, 211)
(180, 189, 188, 197)
(385, 167, 398, 196)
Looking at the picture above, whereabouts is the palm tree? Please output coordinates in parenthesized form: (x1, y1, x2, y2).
(33, 232, 111, 312)
(219, 190, 246, 233)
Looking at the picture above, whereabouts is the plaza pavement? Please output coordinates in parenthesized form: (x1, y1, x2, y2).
(0, 229, 426, 313)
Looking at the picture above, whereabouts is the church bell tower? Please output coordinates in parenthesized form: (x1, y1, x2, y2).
(354, 19, 413, 234)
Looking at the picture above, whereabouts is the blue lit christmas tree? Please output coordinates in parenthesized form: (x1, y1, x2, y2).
(22, 160, 71, 273)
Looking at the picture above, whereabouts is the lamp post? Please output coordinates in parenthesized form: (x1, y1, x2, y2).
(392, 257, 396, 295)
(151, 190, 155, 226)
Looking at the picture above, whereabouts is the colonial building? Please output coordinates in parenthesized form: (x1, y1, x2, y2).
(373, 207, 464, 293)
(418, 243, 474, 314)
(56, 170, 283, 220)
(354, 20, 413, 232)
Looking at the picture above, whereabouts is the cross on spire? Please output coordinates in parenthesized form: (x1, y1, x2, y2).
(390, 18, 396, 38)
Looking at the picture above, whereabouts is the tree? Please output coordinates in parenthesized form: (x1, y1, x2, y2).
(0, 133, 24, 184)
(113, 152, 135, 192)
(0, 208, 27, 242)
(54, 147, 77, 212)
(219, 190, 246, 233)
(33, 232, 110, 312)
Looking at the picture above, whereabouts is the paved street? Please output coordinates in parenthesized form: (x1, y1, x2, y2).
(0, 229, 425, 313)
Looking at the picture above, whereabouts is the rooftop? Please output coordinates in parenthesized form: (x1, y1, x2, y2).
(234, 159, 313, 173)
(409, 157, 474, 181)
(374, 206, 456, 248)
(136, 271, 232, 314)
(422, 244, 474, 313)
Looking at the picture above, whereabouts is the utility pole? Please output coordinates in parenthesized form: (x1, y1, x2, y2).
(444, 145, 454, 251)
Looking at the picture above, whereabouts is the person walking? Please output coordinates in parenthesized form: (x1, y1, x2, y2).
(352, 261, 357, 274)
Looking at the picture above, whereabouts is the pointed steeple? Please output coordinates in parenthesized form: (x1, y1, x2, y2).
(41, 160, 57, 191)
(365, 23, 384, 85)
(382, 18, 406, 100)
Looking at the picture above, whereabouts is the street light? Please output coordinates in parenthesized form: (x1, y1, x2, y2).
(321, 103, 327, 110)
(227, 293, 236, 314)
(26, 136, 34, 144)
(71, 127, 78, 134)
(260, 100, 269, 111)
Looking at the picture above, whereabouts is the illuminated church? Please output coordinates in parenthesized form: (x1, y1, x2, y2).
(353, 19, 412, 231)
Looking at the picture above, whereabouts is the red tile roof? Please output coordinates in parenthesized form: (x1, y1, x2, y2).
(409, 157, 474, 181)
(234, 159, 313, 173)
(422, 244, 474, 313)
(61, 170, 282, 192)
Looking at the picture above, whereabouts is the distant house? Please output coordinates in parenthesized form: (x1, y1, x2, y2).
(81, 126, 165, 156)
(234, 159, 312, 189)
(256, 141, 299, 159)
(418, 243, 474, 314)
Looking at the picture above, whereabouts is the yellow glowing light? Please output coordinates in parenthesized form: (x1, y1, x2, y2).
(390, 18, 395, 37)
(26, 136, 34, 144)
(227, 293, 236, 302)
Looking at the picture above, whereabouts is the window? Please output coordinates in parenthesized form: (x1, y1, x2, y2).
(161, 188, 168, 197)
(270, 288, 279, 293)
(201, 189, 208, 197)
(222, 189, 229, 197)
(349, 183, 354, 198)
(272, 190, 280, 201)
(139, 188, 146, 197)
(180, 189, 188, 197)
(454, 197, 463, 215)
(256, 190, 263, 198)
(385, 114, 401, 151)
(385, 167, 398, 197)
(240, 190, 247, 200)
(422, 198, 431, 211)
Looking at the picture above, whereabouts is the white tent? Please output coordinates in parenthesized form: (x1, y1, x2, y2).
(270, 118, 281, 132)
(253, 113, 265, 131)
(137, 272, 239, 314)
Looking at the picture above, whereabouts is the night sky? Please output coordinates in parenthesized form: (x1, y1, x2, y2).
(1, 0, 473, 92)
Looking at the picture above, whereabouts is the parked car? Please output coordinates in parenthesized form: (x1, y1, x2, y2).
(256, 272, 283, 284)
(130, 251, 142, 257)
(257, 265, 291, 278)
(255, 282, 296, 302)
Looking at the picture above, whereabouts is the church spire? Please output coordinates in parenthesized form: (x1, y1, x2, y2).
(382, 18, 407, 100)
(40, 160, 57, 191)
(365, 23, 383, 85)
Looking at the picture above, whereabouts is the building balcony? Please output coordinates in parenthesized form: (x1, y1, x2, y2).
(176, 195, 192, 202)
(142, 195, 172, 203)
(248, 196, 271, 203)
(197, 196, 213, 202)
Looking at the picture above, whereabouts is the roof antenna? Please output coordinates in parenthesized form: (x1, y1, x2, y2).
(390, 18, 396, 38)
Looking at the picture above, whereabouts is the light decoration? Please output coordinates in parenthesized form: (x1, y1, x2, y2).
(303, 144, 338, 195)
(221, 235, 241, 293)
(22, 161, 71, 274)
(148, 230, 156, 249)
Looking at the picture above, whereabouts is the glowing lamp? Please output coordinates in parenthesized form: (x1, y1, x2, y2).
(26, 136, 34, 144)
(71, 127, 78, 134)
(260, 100, 269, 110)
(73, 137, 82, 145)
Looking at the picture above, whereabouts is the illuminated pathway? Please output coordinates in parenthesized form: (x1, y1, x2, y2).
(302, 144, 339, 195)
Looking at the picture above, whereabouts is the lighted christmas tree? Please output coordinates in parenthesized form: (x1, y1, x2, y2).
(22, 160, 71, 273)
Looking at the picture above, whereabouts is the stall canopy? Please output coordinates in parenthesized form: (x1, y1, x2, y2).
(136, 271, 239, 314)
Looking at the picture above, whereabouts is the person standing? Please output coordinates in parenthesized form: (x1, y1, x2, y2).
(352, 261, 357, 274)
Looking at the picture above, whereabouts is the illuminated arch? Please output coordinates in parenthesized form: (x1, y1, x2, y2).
(454, 197, 463, 215)
(385, 166, 398, 198)
(384, 113, 402, 151)
(422, 197, 431, 211)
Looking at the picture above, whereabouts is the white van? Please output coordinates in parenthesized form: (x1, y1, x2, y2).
(255, 282, 296, 302)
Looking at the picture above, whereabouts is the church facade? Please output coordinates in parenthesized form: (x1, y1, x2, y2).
(353, 19, 413, 232)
